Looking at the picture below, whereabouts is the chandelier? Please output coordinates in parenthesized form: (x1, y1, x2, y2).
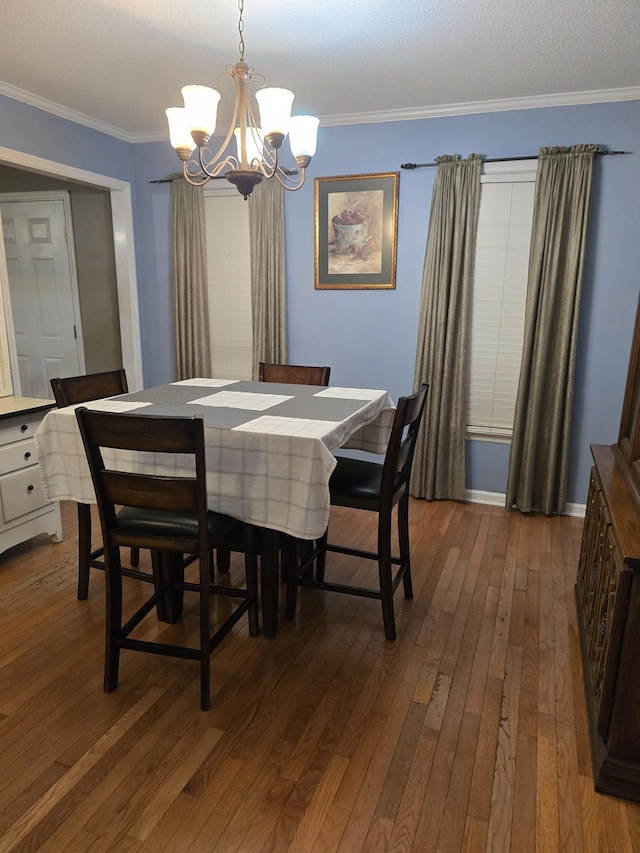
(165, 0, 319, 200)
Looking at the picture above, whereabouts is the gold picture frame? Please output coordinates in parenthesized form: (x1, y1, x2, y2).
(314, 172, 399, 289)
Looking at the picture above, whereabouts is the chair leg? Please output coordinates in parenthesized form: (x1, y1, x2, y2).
(284, 537, 299, 620)
(77, 502, 93, 600)
(130, 546, 140, 567)
(398, 492, 413, 599)
(260, 529, 280, 639)
(103, 544, 122, 693)
(315, 530, 328, 581)
(199, 551, 211, 711)
(209, 548, 216, 583)
(378, 511, 396, 642)
(216, 548, 231, 573)
(297, 538, 321, 581)
(243, 526, 260, 637)
(150, 550, 167, 622)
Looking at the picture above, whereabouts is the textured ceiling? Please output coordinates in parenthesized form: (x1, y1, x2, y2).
(1, 0, 639, 140)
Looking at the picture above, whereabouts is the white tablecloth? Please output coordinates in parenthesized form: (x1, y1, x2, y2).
(34, 379, 395, 540)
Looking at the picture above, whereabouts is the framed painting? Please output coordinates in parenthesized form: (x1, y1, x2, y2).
(314, 172, 399, 289)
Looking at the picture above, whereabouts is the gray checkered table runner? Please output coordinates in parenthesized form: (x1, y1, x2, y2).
(35, 379, 395, 540)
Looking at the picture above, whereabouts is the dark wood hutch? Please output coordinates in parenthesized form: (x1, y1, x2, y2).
(576, 294, 640, 801)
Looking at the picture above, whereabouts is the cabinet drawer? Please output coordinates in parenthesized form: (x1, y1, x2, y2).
(0, 466, 50, 521)
(0, 440, 37, 474)
(0, 413, 44, 446)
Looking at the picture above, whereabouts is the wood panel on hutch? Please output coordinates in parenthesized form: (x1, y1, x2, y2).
(576, 293, 640, 802)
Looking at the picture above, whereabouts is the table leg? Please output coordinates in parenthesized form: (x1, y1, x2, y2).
(151, 550, 184, 623)
(259, 528, 280, 638)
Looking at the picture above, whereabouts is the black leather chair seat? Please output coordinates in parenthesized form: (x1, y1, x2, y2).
(329, 457, 403, 504)
(286, 384, 429, 642)
(329, 457, 383, 502)
(116, 506, 239, 540)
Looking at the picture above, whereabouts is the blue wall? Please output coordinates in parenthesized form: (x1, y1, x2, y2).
(2, 93, 640, 505)
(0, 94, 136, 182)
(131, 144, 176, 385)
(286, 102, 640, 506)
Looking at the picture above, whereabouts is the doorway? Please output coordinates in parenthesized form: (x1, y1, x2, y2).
(0, 192, 84, 399)
(0, 145, 143, 394)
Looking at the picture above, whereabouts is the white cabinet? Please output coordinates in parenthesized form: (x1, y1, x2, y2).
(0, 397, 62, 555)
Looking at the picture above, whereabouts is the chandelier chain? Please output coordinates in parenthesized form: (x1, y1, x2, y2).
(238, 0, 245, 61)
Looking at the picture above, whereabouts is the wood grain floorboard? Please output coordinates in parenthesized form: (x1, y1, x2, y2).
(2, 500, 640, 851)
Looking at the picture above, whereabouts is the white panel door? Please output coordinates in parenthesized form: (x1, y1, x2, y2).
(0, 195, 83, 399)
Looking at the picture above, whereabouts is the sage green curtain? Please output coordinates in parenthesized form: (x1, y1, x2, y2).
(170, 178, 212, 379)
(248, 178, 287, 378)
(506, 145, 599, 515)
(410, 154, 482, 501)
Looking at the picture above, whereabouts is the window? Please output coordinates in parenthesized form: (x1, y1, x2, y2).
(466, 161, 537, 439)
(203, 186, 253, 380)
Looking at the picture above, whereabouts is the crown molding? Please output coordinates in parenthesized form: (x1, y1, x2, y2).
(320, 86, 640, 127)
(0, 81, 136, 143)
(2, 79, 640, 144)
(132, 130, 169, 144)
(127, 85, 640, 142)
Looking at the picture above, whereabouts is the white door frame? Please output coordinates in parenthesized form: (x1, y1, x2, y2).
(0, 190, 87, 390)
(0, 146, 143, 391)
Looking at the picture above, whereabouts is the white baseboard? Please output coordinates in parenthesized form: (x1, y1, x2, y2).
(465, 489, 586, 518)
(563, 502, 586, 518)
(466, 489, 505, 507)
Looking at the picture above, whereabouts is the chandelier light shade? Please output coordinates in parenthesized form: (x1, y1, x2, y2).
(166, 0, 319, 199)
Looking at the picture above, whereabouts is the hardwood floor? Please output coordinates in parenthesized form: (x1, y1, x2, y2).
(1, 499, 640, 851)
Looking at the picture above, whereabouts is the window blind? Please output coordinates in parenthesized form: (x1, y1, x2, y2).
(467, 162, 537, 437)
(204, 187, 253, 380)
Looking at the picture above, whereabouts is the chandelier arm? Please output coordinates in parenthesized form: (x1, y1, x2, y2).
(245, 95, 260, 132)
(197, 84, 241, 174)
(256, 145, 278, 180)
(273, 166, 306, 191)
(182, 165, 210, 187)
(199, 153, 240, 178)
(183, 154, 240, 185)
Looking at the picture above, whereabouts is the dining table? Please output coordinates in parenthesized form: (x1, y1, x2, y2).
(34, 377, 396, 637)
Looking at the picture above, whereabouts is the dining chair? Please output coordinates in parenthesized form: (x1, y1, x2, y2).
(258, 362, 331, 386)
(51, 369, 145, 599)
(285, 383, 429, 641)
(51, 369, 129, 409)
(75, 407, 259, 711)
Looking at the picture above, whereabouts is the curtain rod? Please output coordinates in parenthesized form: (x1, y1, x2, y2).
(401, 150, 631, 170)
(151, 151, 631, 182)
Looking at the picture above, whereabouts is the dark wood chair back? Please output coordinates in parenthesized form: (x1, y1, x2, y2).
(50, 368, 136, 599)
(75, 407, 258, 710)
(380, 383, 429, 504)
(51, 369, 128, 407)
(258, 363, 331, 386)
(75, 409, 208, 554)
(286, 383, 429, 642)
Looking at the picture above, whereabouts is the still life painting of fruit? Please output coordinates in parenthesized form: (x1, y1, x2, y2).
(327, 189, 384, 274)
(315, 172, 398, 289)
